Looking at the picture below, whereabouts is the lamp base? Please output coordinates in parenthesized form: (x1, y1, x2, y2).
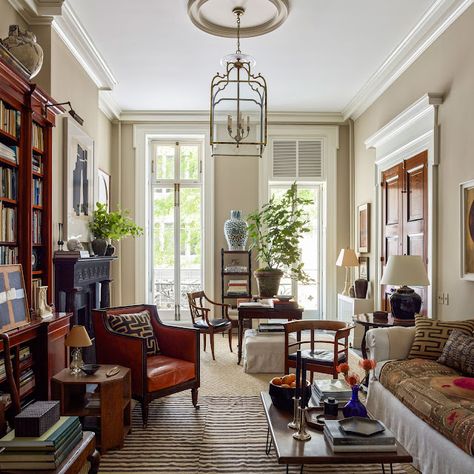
(390, 286, 422, 320)
(69, 347, 84, 375)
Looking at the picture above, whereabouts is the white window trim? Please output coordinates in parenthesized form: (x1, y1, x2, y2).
(259, 125, 339, 319)
(133, 123, 214, 304)
(365, 93, 443, 319)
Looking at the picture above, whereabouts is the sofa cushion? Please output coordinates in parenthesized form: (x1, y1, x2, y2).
(380, 358, 474, 455)
(408, 316, 474, 360)
(146, 354, 195, 392)
(438, 330, 474, 376)
(108, 310, 159, 356)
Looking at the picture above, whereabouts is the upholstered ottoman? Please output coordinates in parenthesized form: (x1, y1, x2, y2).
(243, 329, 296, 374)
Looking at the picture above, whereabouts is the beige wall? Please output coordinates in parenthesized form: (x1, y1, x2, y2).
(0, 0, 25, 33)
(354, 5, 474, 320)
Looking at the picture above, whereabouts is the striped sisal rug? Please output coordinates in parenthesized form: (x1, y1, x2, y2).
(99, 396, 407, 474)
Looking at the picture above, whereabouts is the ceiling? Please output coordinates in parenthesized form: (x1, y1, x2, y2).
(67, 0, 437, 113)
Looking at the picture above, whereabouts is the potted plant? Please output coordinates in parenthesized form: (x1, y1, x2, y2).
(247, 183, 313, 297)
(89, 202, 143, 256)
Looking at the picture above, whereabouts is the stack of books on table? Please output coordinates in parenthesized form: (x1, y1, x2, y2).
(258, 322, 285, 334)
(311, 379, 352, 406)
(0, 416, 82, 470)
(324, 419, 397, 452)
(227, 279, 248, 296)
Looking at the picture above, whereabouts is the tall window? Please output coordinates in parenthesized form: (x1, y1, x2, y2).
(151, 141, 203, 320)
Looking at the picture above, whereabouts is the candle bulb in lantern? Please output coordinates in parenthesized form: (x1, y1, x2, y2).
(295, 349, 301, 399)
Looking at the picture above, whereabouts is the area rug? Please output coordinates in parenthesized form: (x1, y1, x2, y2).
(99, 396, 408, 474)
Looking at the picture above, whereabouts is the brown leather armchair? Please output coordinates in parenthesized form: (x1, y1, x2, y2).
(92, 304, 200, 427)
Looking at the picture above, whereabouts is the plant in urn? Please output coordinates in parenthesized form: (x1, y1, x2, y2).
(224, 210, 248, 251)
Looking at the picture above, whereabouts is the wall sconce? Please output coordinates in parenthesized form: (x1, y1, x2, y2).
(44, 101, 84, 126)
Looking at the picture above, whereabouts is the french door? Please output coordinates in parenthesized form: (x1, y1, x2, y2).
(269, 183, 322, 318)
(151, 141, 203, 321)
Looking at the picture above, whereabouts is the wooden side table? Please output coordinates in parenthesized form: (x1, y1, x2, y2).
(353, 313, 416, 358)
(51, 366, 131, 453)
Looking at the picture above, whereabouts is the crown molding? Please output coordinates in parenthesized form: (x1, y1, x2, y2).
(7, 0, 64, 25)
(52, 2, 117, 90)
(343, 0, 473, 120)
(98, 90, 121, 121)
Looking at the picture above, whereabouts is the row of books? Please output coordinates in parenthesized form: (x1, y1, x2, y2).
(0, 203, 16, 242)
(33, 209, 42, 244)
(0, 354, 15, 380)
(32, 153, 43, 173)
(33, 177, 43, 206)
(32, 123, 44, 152)
(0, 416, 82, 470)
(324, 419, 397, 453)
(19, 346, 31, 362)
(311, 379, 353, 407)
(0, 245, 18, 264)
(0, 142, 18, 164)
(0, 100, 21, 138)
(0, 166, 17, 200)
(226, 279, 248, 296)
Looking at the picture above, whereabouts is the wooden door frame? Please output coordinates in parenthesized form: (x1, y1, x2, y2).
(365, 94, 443, 318)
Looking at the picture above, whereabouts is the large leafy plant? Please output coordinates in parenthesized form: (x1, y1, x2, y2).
(247, 183, 313, 283)
(89, 202, 143, 241)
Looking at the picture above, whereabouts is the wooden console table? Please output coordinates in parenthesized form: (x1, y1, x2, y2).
(237, 305, 303, 364)
(51, 365, 131, 454)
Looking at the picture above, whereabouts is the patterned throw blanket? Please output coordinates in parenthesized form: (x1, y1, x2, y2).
(380, 359, 474, 455)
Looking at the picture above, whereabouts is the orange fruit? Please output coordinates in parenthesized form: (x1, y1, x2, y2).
(282, 375, 293, 385)
(290, 381, 296, 388)
(287, 374, 296, 383)
(271, 377, 282, 386)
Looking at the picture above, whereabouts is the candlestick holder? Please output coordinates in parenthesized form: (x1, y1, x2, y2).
(288, 396, 300, 430)
(292, 406, 311, 441)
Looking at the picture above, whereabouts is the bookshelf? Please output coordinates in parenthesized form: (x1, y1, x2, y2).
(0, 56, 63, 306)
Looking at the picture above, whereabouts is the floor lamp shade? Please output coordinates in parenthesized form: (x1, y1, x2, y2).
(380, 255, 429, 319)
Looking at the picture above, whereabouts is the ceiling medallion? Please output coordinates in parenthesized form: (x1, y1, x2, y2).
(210, 7, 267, 158)
(187, 0, 289, 38)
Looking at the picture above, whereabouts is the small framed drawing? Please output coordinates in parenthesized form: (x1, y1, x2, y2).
(0, 264, 30, 332)
(358, 256, 369, 280)
(63, 117, 95, 242)
(358, 203, 370, 253)
(460, 179, 474, 280)
(97, 169, 111, 212)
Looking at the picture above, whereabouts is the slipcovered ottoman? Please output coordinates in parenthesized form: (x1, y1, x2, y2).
(243, 329, 296, 374)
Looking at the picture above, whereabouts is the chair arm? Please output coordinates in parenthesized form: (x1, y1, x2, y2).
(155, 324, 200, 365)
(366, 326, 416, 362)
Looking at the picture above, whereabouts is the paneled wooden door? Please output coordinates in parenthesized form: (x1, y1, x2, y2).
(381, 151, 428, 313)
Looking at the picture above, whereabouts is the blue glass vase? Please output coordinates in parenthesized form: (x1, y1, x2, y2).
(342, 385, 368, 418)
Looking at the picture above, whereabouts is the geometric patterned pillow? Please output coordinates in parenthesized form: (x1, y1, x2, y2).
(437, 329, 474, 376)
(107, 310, 159, 356)
(408, 315, 474, 360)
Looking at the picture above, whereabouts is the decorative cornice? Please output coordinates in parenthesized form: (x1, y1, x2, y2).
(98, 90, 121, 121)
(52, 2, 117, 90)
(343, 0, 473, 120)
(7, 0, 64, 25)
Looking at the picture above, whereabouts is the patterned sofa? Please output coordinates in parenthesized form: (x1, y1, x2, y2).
(366, 323, 474, 474)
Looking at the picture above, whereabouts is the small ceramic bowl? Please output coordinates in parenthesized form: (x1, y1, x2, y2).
(81, 364, 100, 376)
(274, 295, 293, 302)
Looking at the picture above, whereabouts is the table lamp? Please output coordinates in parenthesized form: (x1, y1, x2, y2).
(336, 248, 359, 296)
(65, 325, 92, 375)
(380, 255, 430, 320)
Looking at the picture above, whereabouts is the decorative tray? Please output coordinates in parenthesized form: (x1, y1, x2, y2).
(305, 406, 345, 432)
(339, 417, 385, 436)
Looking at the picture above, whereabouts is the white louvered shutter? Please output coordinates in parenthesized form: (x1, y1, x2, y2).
(272, 139, 323, 179)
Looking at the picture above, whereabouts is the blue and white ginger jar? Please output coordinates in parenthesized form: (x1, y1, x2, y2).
(224, 210, 248, 251)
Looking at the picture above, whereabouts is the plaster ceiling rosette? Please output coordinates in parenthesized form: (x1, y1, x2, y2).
(187, 0, 289, 38)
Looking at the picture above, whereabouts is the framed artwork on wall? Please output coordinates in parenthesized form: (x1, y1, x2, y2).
(63, 117, 95, 241)
(358, 203, 370, 253)
(0, 264, 30, 333)
(460, 179, 474, 280)
(358, 256, 369, 280)
(97, 169, 111, 212)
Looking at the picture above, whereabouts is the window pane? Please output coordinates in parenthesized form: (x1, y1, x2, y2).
(153, 187, 175, 310)
(155, 145, 175, 180)
(180, 145, 199, 180)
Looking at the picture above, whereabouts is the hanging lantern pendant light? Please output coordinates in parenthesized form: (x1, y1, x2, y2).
(210, 7, 268, 158)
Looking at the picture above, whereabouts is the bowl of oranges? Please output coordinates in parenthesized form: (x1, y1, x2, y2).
(269, 374, 311, 411)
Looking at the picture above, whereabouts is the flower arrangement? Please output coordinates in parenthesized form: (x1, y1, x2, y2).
(337, 359, 377, 388)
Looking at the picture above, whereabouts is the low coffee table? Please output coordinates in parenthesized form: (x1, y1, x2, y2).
(261, 392, 412, 474)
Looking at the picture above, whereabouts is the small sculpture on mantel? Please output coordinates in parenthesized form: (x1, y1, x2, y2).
(66, 235, 83, 251)
(36, 286, 53, 319)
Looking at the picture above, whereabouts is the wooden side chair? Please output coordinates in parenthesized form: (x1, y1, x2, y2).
(284, 320, 354, 381)
(187, 291, 232, 360)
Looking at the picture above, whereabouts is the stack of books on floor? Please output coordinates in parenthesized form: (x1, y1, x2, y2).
(324, 419, 397, 452)
(0, 416, 82, 470)
(226, 279, 248, 296)
(312, 379, 352, 406)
